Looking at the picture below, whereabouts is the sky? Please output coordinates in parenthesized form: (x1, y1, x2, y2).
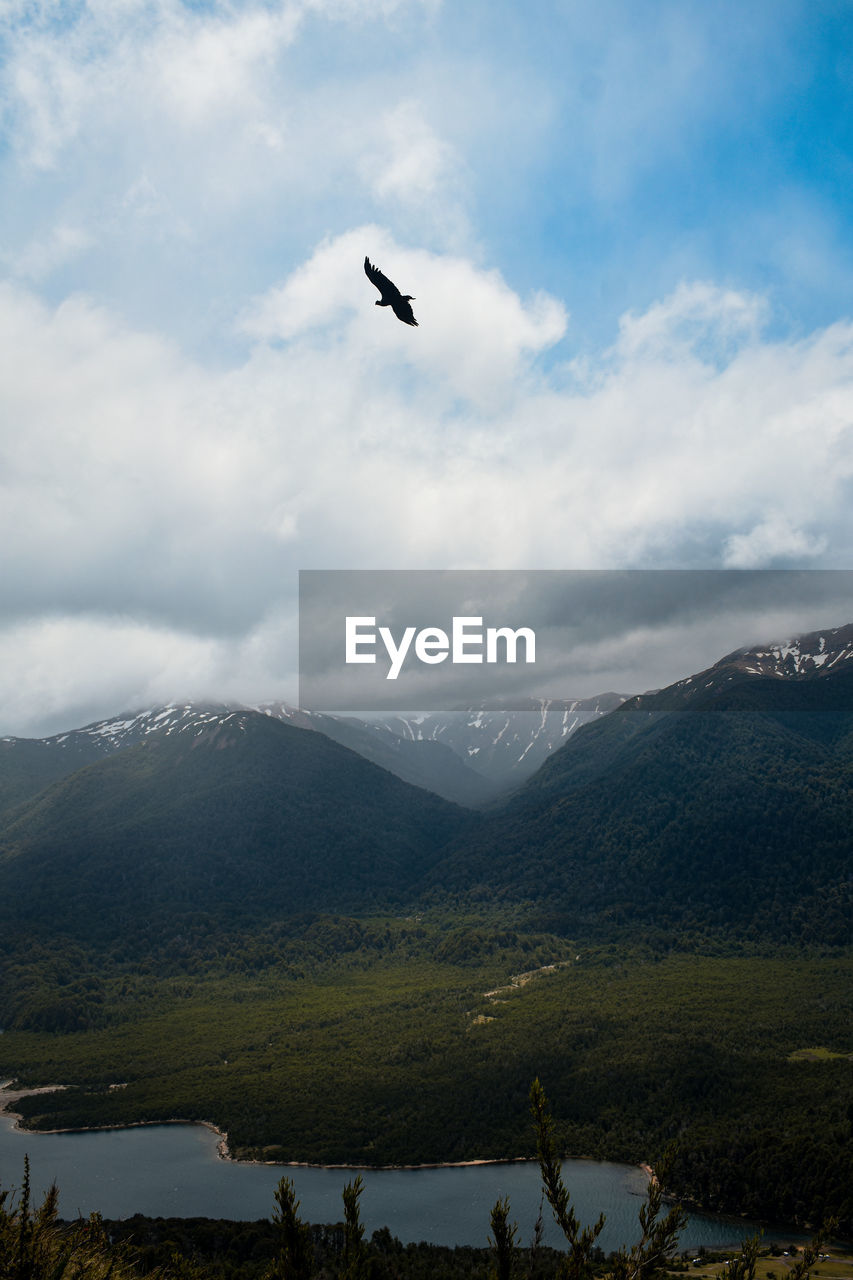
(2, 0, 853, 735)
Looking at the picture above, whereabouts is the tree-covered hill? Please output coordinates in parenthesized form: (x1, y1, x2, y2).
(429, 663, 853, 943)
(0, 733, 110, 822)
(0, 710, 474, 948)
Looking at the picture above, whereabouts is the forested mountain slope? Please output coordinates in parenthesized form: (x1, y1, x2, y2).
(0, 710, 473, 948)
(431, 633, 853, 943)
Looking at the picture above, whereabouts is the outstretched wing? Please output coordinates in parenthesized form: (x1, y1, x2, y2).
(364, 256, 400, 300)
(391, 296, 418, 327)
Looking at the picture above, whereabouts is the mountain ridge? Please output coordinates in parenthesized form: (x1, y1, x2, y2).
(425, 625, 853, 943)
(0, 691, 629, 812)
(0, 709, 473, 946)
(1, 620, 850, 946)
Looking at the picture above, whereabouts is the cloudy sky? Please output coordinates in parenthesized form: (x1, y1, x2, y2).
(2, 0, 853, 735)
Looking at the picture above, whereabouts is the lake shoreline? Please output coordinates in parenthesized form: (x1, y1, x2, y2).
(2, 1080, 806, 1250)
(0, 1079, 641, 1176)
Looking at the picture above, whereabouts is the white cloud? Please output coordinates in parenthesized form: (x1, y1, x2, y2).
(1, 4, 298, 170)
(723, 516, 828, 569)
(371, 102, 452, 204)
(6, 27, 87, 169)
(1, 1, 850, 737)
(1, 253, 853, 734)
(614, 281, 767, 364)
(363, 99, 468, 242)
(0, 615, 220, 738)
(0, 0, 470, 338)
(0, 610, 299, 739)
(143, 7, 301, 130)
(242, 226, 568, 405)
(304, 0, 440, 18)
(0, 0, 442, 169)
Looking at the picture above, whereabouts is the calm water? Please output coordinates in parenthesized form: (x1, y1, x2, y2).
(0, 1109, 761, 1251)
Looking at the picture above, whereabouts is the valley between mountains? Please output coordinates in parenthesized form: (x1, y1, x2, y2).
(0, 624, 850, 1235)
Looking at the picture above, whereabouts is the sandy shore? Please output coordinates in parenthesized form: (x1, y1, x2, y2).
(0, 1081, 67, 1111)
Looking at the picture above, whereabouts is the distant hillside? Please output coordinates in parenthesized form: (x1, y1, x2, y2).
(256, 702, 498, 806)
(368, 695, 627, 786)
(431, 625, 853, 943)
(0, 710, 473, 947)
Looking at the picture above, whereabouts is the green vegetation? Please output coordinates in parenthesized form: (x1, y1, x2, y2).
(428, 674, 853, 945)
(0, 1156, 142, 1280)
(0, 714, 474, 950)
(529, 1079, 687, 1280)
(1, 923, 850, 1233)
(786, 1049, 849, 1063)
(0, 1085, 842, 1280)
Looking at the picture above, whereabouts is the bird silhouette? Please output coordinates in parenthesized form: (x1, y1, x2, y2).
(364, 256, 418, 326)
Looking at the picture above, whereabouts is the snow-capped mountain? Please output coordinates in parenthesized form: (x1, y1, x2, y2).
(3, 623, 850, 816)
(0, 701, 499, 809)
(7, 703, 246, 756)
(259, 697, 627, 788)
(0, 696, 628, 812)
(634, 621, 853, 709)
(426, 623, 853, 950)
(0, 704, 256, 817)
(360, 695, 627, 786)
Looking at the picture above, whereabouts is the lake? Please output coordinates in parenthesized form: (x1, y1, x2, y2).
(0, 1107, 761, 1252)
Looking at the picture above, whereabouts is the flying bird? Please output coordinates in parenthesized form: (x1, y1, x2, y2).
(364, 256, 418, 327)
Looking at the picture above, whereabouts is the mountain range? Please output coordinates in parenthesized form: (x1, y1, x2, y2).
(1, 622, 851, 948)
(350, 694, 626, 785)
(0, 693, 624, 814)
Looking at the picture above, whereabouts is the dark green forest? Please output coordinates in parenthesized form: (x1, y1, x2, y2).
(426, 670, 853, 945)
